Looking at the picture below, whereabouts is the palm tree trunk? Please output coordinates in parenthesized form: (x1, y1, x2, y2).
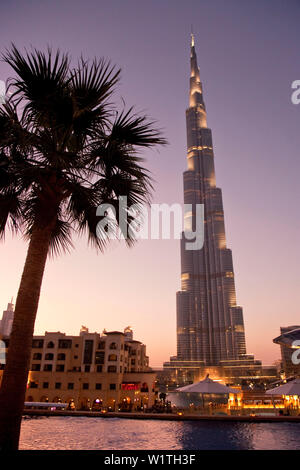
(0, 219, 55, 450)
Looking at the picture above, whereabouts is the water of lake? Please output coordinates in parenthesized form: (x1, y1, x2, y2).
(19, 416, 300, 450)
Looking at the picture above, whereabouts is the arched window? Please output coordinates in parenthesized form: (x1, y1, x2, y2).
(107, 365, 117, 373)
(108, 354, 117, 361)
(45, 353, 54, 360)
(52, 396, 62, 403)
(40, 396, 49, 402)
(109, 342, 117, 350)
(47, 341, 55, 349)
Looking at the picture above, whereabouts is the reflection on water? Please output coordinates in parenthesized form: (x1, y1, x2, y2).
(19, 417, 300, 450)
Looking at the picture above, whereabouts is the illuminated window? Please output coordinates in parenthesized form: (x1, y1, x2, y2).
(225, 272, 234, 278)
(108, 354, 117, 361)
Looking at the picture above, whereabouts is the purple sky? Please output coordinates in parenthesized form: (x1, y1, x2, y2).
(0, 0, 299, 367)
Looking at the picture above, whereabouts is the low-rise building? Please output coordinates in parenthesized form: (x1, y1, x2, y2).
(0, 326, 157, 411)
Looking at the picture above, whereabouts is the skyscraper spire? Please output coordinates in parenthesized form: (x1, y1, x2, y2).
(191, 31, 195, 48)
(189, 34, 206, 125)
(190, 32, 199, 79)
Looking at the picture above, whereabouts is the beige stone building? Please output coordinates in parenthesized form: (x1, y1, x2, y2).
(1, 326, 157, 411)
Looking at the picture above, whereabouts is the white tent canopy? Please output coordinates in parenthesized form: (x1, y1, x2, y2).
(266, 379, 300, 396)
(176, 375, 238, 394)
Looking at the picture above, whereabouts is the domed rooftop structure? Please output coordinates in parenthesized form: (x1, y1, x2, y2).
(266, 379, 300, 396)
(177, 375, 238, 394)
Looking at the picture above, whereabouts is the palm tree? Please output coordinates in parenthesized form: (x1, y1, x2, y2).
(0, 45, 166, 450)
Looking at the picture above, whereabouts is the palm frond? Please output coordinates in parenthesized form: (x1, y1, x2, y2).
(3, 45, 72, 131)
(3, 44, 70, 103)
(71, 57, 120, 114)
(48, 218, 73, 257)
(70, 58, 120, 144)
(0, 191, 23, 239)
(110, 108, 167, 148)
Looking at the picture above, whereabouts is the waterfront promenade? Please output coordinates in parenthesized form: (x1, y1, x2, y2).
(22, 409, 300, 423)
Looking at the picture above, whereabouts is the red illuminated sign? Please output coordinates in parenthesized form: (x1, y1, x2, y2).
(121, 383, 140, 391)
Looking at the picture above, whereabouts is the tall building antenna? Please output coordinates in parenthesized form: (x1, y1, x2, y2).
(191, 25, 195, 47)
